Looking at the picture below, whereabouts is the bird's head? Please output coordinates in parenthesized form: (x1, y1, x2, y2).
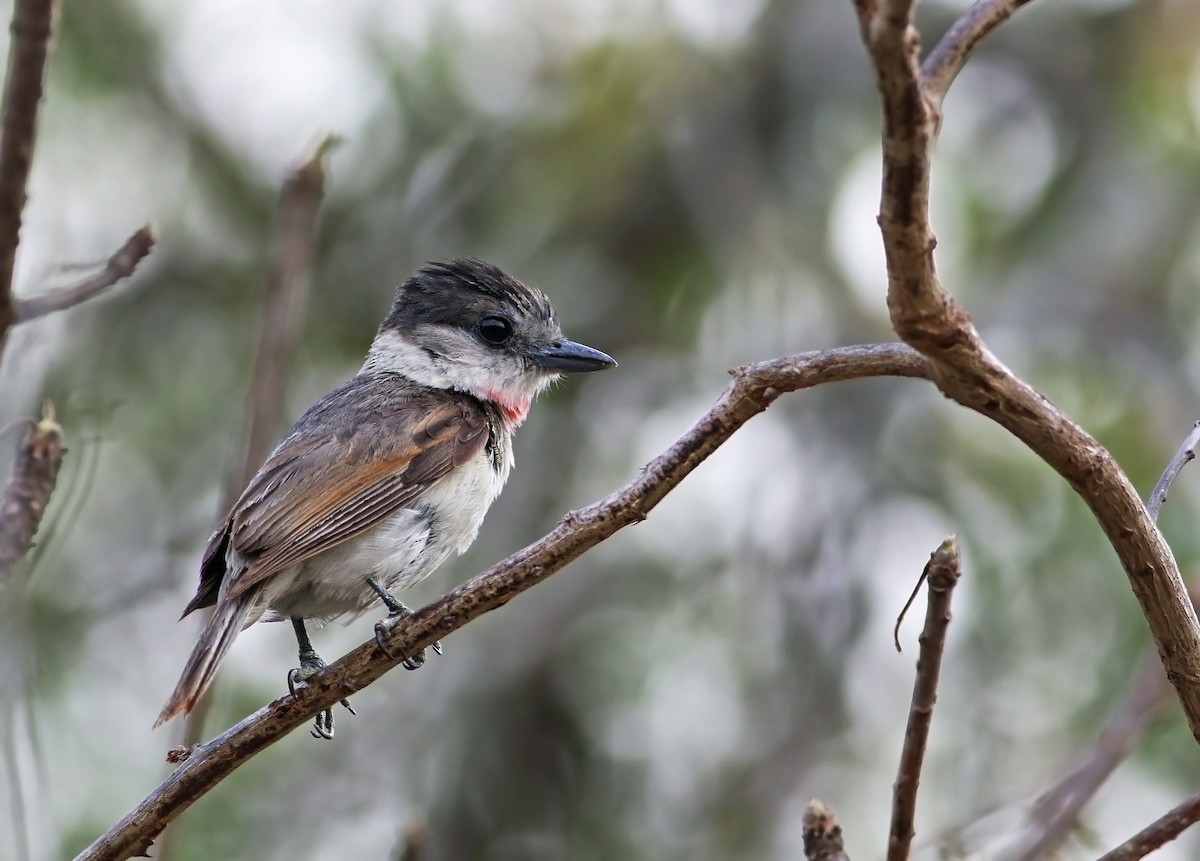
(365, 259, 616, 426)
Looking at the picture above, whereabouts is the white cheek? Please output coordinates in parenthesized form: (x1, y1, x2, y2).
(363, 328, 549, 406)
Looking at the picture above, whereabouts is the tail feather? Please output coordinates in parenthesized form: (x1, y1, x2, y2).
(155, 593, 258, 728)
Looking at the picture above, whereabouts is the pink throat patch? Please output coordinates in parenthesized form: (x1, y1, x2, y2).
(486, 390, 532, 427)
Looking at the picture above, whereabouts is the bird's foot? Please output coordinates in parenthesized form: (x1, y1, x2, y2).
(287, 649, 356, 740)
(369, 590, 443, 670)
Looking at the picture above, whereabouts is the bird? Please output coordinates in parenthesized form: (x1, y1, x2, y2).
(156, 259, 615, 736)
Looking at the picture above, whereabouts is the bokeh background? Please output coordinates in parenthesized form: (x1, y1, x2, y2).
(4, 0, 1200, 859)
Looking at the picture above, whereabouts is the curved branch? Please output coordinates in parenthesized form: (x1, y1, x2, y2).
(853, 0, 1200, 741)
(74, 343, 932, 861)
(922, 0, 1038, 106)
(1001, 421, 1200, 860)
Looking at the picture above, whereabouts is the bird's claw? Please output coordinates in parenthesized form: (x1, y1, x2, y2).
(374, 604, 442, 669)
(287, 649, 356, 740)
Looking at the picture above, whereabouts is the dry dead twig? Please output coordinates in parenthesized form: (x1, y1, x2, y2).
(14, 226, 156, 322)
(888, 537, 961, 861)
(1095, 791, 1200, 861)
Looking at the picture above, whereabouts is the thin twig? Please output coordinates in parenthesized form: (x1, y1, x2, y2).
(0, 0, 54, 340)
(158, 138, 335, 861)
(14, 226, 156, 322)
(893, 565, 928, 652)
(803, 799, 852, 861)
(1002, 652, 1171, 861)
(854, 0, 1200, 742)
(921, 0, 1038, 105)
(1146, 420, 1200, 522)
(888, 537, 961, 861)
(1095, 790, 1200, 861)
(73, 343, 932, 861)
(0, 403, 63, 586)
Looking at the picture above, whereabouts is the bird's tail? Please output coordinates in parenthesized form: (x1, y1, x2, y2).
(155, 591, 258, 728)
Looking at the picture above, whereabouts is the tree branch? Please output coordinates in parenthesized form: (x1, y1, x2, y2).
(0, 0, 54, 340)
(13, 225, 156, 322)
(921, 0, 1038, 106)
(0, 403, 63, 586)
(1095, 790, 1200, 861)
(853, 0, 1200, 743)
(73, 343, 932, 861)
(888, 536, 961, 861)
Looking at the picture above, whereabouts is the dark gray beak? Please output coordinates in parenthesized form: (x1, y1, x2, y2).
(530, 339, 617, 373)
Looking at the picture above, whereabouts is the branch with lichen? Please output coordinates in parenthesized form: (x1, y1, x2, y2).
(0, 404, 64, 586)
(804, 799, 852, 861)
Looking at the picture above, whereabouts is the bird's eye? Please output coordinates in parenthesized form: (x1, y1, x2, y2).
(479, 316, 513, 345)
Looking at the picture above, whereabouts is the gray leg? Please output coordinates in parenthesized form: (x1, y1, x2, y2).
(286, 617, 355, 740)
(367, 578, 442, 670)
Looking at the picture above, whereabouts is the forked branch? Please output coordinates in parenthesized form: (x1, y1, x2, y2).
(852, 0, 1200, 742)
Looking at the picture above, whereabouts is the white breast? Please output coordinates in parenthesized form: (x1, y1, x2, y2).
(417, 437, 512, 558)
(260, 435, 513, 623)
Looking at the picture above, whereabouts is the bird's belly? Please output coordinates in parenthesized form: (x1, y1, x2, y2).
(264, 508, 442, 622)
(262, 452, 506, 623)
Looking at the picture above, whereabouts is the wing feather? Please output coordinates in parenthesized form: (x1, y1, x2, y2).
(209, 386, 492, 603)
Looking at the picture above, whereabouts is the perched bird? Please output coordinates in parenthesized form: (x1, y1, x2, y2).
(156, 259, 615, 735)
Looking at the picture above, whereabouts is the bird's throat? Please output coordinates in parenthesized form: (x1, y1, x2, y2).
(486, 391, 532, 427)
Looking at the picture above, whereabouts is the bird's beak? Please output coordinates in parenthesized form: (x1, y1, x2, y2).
(529, 339, 617, 373)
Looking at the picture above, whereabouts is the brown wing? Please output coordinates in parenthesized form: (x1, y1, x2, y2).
(195, 385, 491, 606)
(181, 516, 234, 615)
